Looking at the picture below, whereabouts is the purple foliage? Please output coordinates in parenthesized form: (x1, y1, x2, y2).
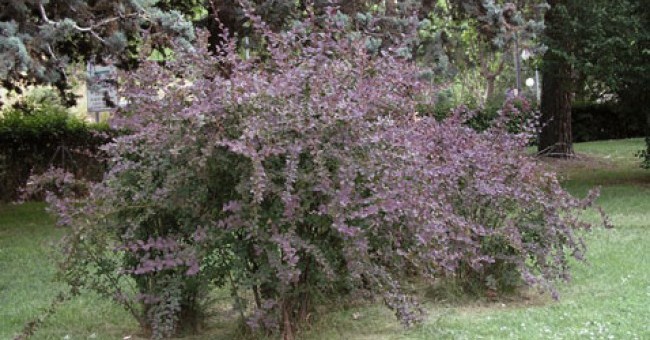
(45, 3, 602, 338)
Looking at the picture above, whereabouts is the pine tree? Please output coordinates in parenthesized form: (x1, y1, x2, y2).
(0, 0, 195, 105)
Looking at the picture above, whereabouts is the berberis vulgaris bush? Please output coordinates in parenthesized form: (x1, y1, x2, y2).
(43, 4, 601, 339)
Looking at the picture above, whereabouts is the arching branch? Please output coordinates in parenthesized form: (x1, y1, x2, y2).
(37, 1, 140, 44)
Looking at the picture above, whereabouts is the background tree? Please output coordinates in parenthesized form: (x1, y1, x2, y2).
(0, 0, 544, 108)
(420, 0, 546, 106)
(202, 0, 437, 55)
(538, 0, 648, 157)
(0, 0, 195, 106)
(537, 0, 572, 156)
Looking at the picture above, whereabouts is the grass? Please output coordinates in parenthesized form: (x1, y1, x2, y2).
(1, 138, 648, 339)
(0, 203, 137, 340)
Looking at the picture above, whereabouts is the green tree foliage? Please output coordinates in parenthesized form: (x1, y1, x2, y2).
(0, 0, 195, 105)
(539, 0, 649, 157)
(0, 0, 440, 108)
(0, 0, 546, 107)
(202, 0, 436, 56)
(419, 0, 546, 105)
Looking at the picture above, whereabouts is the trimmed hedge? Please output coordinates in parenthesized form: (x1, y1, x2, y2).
(572, 102, 646, 142)
(0, 106, 114, 201)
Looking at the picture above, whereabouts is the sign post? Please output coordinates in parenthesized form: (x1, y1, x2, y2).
(87, 63, 118, 122)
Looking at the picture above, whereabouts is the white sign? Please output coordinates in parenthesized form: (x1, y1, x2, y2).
(87, 63, 118, 113)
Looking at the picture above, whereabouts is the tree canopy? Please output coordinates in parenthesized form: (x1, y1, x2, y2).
(538, 0, 648, 156)
(0, 0, 195, 105)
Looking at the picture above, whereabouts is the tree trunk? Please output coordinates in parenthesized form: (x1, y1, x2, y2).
(539, 57, 573, 157)
(485, 74, 496, 101)
(538, 0, 574, 158)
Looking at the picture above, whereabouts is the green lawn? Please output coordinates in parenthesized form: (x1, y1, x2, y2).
(1, 138, 648, 339)
(0, 203, 137, 340)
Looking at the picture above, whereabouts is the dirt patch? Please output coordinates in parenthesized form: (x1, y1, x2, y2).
(536, 153, 620, 173)
(536, 152, 650, 188)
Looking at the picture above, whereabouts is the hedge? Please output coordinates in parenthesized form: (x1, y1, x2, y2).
(0, 106, 115, 201)
(572, 102, 646, 143)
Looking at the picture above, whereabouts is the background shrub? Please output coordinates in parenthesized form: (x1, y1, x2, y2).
(0, 97, 113, 201)
(419, 92, 536, 134)
(572, 102, 646, 143)
(642, 109, 650, 169)
(640, 136, 650, 169)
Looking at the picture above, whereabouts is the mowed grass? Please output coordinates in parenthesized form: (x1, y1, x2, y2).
(1, 138, 648, 339)
(0, 203, 137, 340)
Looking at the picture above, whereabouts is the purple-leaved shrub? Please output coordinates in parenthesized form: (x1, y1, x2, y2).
(42, 3, 602, 339)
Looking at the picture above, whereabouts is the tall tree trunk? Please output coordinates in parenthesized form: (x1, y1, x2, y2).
(539, 56, 573, 157)
(538, 0, 574, 157)
(485, 74, 496, 101)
